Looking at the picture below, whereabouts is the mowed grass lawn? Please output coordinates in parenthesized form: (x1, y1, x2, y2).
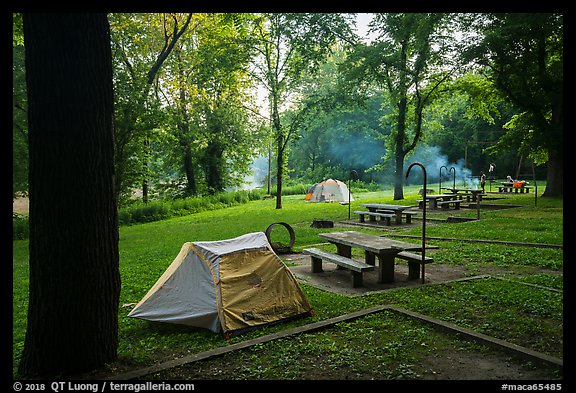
(12, 185, 564, 378)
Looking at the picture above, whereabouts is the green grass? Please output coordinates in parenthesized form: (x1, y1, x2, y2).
(156, 311, 491, 380)
(12, 184, 564, 378)
(151, 309, 559, 380)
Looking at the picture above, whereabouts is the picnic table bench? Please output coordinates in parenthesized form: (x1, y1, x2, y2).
(418, 194, 459, 210)
(436, 200, 462, 210)
(354, 210, 417, 225)
(303, 247, 375, 287)
(359, 203, 416, 225)
(375, 209, 418, 223)
(396, 251, 434, 280)
(353, 211, 395, 225)
(443, 188, 487, 202)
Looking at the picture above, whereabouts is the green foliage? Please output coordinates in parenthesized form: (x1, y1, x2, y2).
(12, 214, 29, 240)
(288, 92, 390, 184)
(118, 189, 265, 225)
(463, 13, 563, 177)
(12, 13, 24, 46)
(15, 13, 563, 203)
(109, 13, 261, 201)
(252, 13, 357, 208)
(338, 13, 462, 199)
(13, 26, 28, 197)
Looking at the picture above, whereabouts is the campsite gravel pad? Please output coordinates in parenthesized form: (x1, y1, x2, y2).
(146, 310, 561, 380)
(283, 253, 468, 295)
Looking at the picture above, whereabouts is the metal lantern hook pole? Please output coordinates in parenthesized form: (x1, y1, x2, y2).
(439, 165, 448, 194)
(406, 162, 427, 284)
(449, 166, 456, 190)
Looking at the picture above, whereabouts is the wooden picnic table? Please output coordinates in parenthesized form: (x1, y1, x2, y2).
(318, 231, 437, 283)
(360, 203, 415, 225)
(442, 188, 486, 202)
(421, 194, 458, 209)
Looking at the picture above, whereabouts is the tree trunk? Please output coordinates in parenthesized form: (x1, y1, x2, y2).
(19, 13, 120, 377)
(542, 97, 563, 197)
(542, 149, 563, 197)
(271, 92, 283, 209)
(177, 61, 196, 197)
(393, 96, 408, 200)
(276, 134, 284, 209)
(183, 145, 197, 196)
(394, 151, 406, 200)
(267, 143, 272, 195)
(204, 141, 225, 193)
(393, 40, 408, 201)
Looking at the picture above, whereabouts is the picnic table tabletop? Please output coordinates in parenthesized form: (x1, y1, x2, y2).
(425, 194, 457, 200)
(318, 231, 433, 254)
(444, 188, 484, 193)
(360, 203, 414, 211)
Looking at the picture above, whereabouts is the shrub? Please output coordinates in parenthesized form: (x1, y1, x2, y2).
(117, 189, 268, 226)
(12, 213, 29, 240)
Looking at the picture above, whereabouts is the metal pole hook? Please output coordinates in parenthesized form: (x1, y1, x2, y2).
(406, 162, 427, 284)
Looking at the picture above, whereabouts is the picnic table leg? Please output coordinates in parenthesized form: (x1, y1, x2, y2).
(365, 250, 376, 266)
(336, 244, 352, 258)
(351, 271, 363, 288)
(395, 212, 402, 225)
(311, 256, 323, 273)
(408, 262, 420, 280)
(377, 251, 395, 283)
(335, 244, 352, 270)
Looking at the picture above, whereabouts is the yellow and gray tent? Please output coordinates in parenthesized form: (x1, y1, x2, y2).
(128, 232, 313, 337)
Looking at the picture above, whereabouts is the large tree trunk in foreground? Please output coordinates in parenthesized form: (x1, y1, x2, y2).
(542, 149, 563, 197)
(19, 13, 120, 378)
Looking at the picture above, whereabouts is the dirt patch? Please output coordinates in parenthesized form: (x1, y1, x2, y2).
(13, 196, 29, 215)
(416, 348, 559, 380)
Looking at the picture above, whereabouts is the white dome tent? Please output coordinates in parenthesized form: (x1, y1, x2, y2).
(306, 178, 354, 204)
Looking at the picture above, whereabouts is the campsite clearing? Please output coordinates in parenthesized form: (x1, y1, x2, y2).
(12, 186, 563, 380)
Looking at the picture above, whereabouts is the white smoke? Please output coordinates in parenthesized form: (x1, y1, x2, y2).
(406, 145, 481, 189)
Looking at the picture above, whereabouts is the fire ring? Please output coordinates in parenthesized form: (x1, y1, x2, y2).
(265, 222, 295, 254)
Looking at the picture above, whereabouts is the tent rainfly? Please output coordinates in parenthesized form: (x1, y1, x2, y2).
(128, 232, 313, 337)
(306, 178, 353, 203)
